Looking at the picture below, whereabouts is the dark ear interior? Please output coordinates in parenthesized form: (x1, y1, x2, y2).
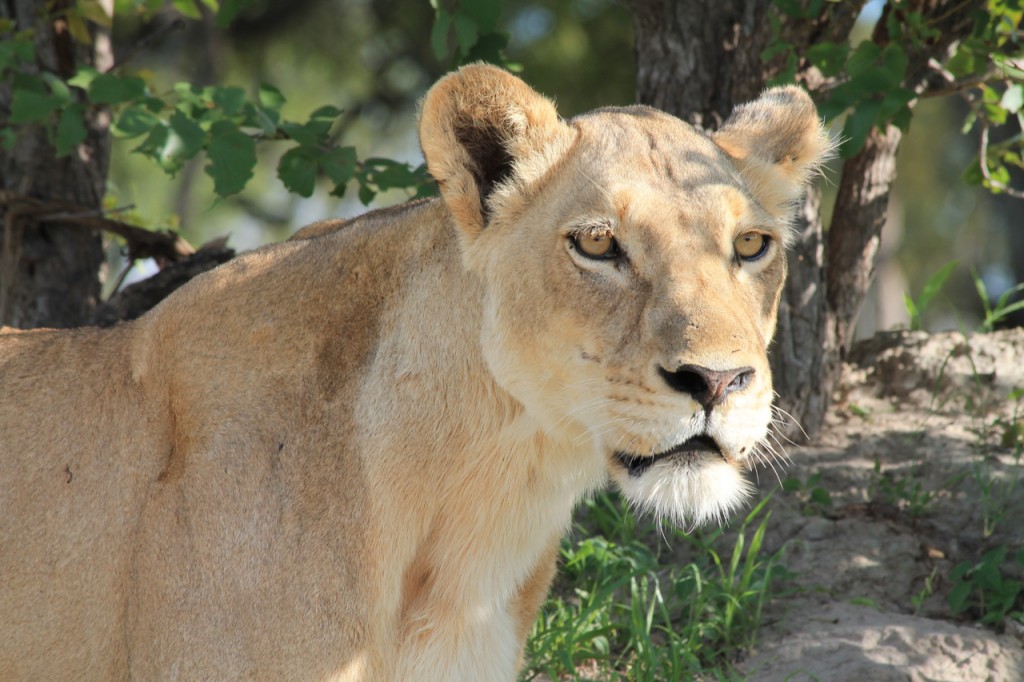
(418, 64, 570, 236)
(453, 121, 514, 223)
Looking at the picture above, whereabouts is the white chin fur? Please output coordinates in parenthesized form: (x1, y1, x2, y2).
(615, 457, 753, 529)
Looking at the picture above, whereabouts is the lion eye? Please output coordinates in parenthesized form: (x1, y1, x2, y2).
(734, 232, 770, 262)
(572, 231, 619, 259)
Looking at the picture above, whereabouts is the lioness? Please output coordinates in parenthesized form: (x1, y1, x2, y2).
(0, 65, 830, 680)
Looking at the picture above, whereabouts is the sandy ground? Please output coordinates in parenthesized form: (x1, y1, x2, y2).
(737, 329, 1024, 681)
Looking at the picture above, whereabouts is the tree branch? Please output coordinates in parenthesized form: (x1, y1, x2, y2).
(979, 124, 1024, 199)
(89, 246, 234, 327)
(0, 190, 195, 262)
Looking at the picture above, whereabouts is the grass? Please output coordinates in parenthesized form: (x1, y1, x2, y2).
(521, 492, 781, 681)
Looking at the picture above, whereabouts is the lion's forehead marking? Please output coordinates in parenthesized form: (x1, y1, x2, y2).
(573, 112, 741, 189)
(608, 182, 758, 250)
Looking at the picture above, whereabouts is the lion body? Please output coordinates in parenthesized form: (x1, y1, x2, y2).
(0, 66, 829, 680)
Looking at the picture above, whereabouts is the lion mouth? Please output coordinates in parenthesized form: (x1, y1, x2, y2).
(614, 435, 723, 478)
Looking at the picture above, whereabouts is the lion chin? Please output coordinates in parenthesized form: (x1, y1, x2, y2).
(613, 442, 755, 529)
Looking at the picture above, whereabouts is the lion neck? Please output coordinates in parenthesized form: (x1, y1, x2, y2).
(350, 201, 605, 629)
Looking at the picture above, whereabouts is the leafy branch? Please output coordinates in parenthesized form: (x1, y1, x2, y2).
(1, 23, 435, 204)
(764, 0, 1023, 196)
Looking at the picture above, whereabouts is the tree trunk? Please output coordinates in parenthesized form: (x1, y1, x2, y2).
(0, 0, 111, 329)
(624, 0, 982, 441)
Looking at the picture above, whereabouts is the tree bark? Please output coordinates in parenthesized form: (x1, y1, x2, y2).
(768, 185, 832, 439)
(826, 126, 903, 352)
(0, 0, 111, 329)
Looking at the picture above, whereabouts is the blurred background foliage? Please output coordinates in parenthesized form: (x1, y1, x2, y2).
(36, 0, 1024, 333)
(101, 0, 634, 249)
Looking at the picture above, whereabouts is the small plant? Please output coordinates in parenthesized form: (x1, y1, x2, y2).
(948, 545, 1024, 629)
(971, 269, 1024, 333)
(996, 388, 1024, 451)
(868, 458, 936, 517)
(971, 389, 1024, 538)
(911, 566, 939, 615)
(903, 260, 958, 331)
(522, 493, 781, 680)
(782, 473, 833, 516)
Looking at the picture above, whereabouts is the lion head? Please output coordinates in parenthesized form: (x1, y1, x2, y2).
(420, 65, 832, 528)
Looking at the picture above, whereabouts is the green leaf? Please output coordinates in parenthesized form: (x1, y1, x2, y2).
(904, 293, 920, 329)
(364, 158, 418, 190)
(1001, 84, 1023, 114)
(889, 105, 912, 133)
(0, 34, 35, 75)
(11, 71, 48, 95)
(77, 0, 113, 27)
(243, 103, 279, 135)
(212, 86, 246, 116)
(113, 104, 161, 137)
(134, 123, 171, 166)
(321, 146, 357, 186)
(879, 88, 915, 121)
(462, 0, 501, 33)
(281, 106, 342, 146)
(464, 31, 509, 66)
(915, 261, 958, 316)
(65, 13, 92, 45)
(962, 159, 984, 186)
(41, 72, 72, 104)
(781, 477, 802, 492)
(173, 81, 207, 109)
(358, 183, 376, 205)
(67, 66, 99, 90)
(88, 73, 146, 105)
(277, 147, 319, 197)
(13, 34, 34, 63)
(172, 0, 202, 19)
(805, 42, 848, 78)
(949, 560, 972, 582)
(972, 267, 992, 318)
(55, 103, 87, 157)
(846, 69, 898, 98)
(840, 99, 882, 158)
(986, 163, 1012, 189)
(205, 120, 256, 196)
(948, 580, 972, 614)
(215, 0, 257, 27)
(258, 83, 286, 111)
(846, 41, 882, 77)
(878, 43, 908, 87)
(946, 45, 976, 78)
(994, 54, 1024, 81)
(431, 8, 451, 61)
(10, 89, 61, 123)
(810, 488, 832, 508)
(453, 12, 480, 55)
(168, 110, 205, 160)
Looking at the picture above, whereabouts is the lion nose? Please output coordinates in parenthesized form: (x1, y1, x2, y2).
(657, 364, 755, 409)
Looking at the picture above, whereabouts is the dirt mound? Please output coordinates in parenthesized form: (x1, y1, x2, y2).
(740, 329, 1024, 681)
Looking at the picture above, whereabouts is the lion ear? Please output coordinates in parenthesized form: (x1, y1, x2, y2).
(418, 64, 574, 236)
(713, 86, 835, 222)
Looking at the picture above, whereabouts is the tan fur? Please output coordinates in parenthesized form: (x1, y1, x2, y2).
(0, 65, 830, 680)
